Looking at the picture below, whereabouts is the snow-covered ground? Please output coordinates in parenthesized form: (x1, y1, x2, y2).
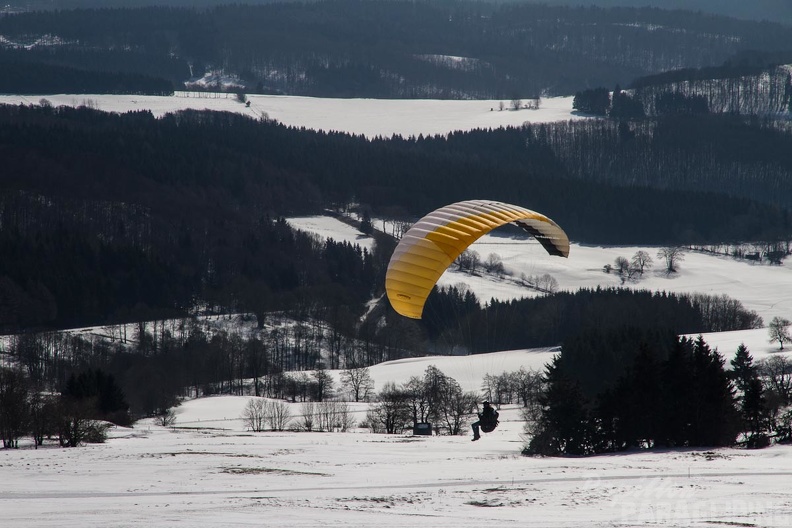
(287, 215, 792, 326)
(3, 363, 792, 528)
(0, 93, 585, 138)
(287, 216, 375, 253)
(4, 214, 788, 527)
(2, 94, 792, 526)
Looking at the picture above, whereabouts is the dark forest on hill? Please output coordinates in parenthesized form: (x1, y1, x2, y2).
(0, 104, 788, 335)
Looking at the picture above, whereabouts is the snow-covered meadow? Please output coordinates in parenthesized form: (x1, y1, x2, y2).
(0, 92, 584, 138)
(3, 214, 790, 527)
(2, 94, 792, 526)
(3, 363, 792, 528)
(289, 215, 792, 328)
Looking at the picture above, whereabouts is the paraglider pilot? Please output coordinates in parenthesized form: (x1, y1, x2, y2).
(471, 401, 498, 441)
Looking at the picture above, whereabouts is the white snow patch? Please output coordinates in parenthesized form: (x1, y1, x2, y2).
(287, 215, 374, 252)
(0, 93, 587, 139)
(2, 343, 792, 527)
(184, 71, 245, 91)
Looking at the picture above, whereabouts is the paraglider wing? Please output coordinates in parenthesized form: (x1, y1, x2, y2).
(385, 200, 569, 319)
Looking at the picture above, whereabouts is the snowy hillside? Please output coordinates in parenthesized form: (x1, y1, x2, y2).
(288, 215, 792, 325)
(1, 217, 790, 528)
(3, 344, 792, 527)
(0, 93, 585, 138)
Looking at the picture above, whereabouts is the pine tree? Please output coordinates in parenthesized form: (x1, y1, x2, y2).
(658, 337, 694, 447)
(730, 343, 756, 394)
(572, 87, 610, 116)
(730, 344, 770, 448)
(360, 210, 374, 235)
(527, 355, 591, 455)
(627, 343, 663, 447)
(689, 336, 739, 446)
(62, 369, 130, 426)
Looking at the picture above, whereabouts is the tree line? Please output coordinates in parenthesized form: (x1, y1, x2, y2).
(418, 286, 762, 355)
(528, 115, 792, 214)
(0, 365, 129, 448)
(1, 284, 763, 423)
(0, 56, 176, 96)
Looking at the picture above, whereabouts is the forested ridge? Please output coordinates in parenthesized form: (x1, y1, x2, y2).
(0, 103, 788, 337)
(2, 1, 791, 97)
(6, 0, 788, 25)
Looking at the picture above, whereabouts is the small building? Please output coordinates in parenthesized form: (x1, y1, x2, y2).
(413, 422, 432, 435)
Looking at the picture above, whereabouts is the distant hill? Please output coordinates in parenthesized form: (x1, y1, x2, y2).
(2, 1, 792, 98)
(5, 0, 790, 25)
(519, 0, 792, 26)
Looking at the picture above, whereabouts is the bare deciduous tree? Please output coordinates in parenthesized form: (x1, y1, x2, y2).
(0, 368, 29, 448)
(57, 398, 102, 447)
(340, 366, 374, 402)
(241, 398, 267, 431)
(511, 367, 543, 408)
(657, 246, 686, 273)
(455, 249, 481, 274)
(484, 253, 506, 277)
(311, 367, 334, 402)
(299, 401, 316, 431)
(769, 316, 792, 350)
(436, 380, 477, 436)
(156, 408, 177, 427)
(481, 372, 515, 406)
(29, 392, 59, 448)
(759, 355, 792, 406)
(315, 401, 355, 432)
(366, 382, 411, 434)
(535, 273, 559, 294)
(614, 256, 630, 275)
(266, 400, 292, 431)
(631, 250, 653, 275)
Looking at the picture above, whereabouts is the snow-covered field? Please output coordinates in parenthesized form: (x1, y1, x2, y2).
(288, 216, 376, 253)
(289, 215, 792, 326)
(0, 92, 584, 138)
(3, 214, 789, 527)
(3, 379, 792, 527)
(2, 94, 792, 526)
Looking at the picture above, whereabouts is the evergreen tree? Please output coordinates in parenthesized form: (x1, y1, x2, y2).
(688, 336, 739, 446)
(657, 337, 694, 447)
(572, 87, 611, 115)
(527, 355, 591, 455)
(731, 344, 770, 447)
(625, 343, 663, 446)
(730, 343, 756, 394)
(595, 341, 664, 451)
(360, 210, 374, 235)
(610, 86, 645, 120)
(742, 377, 770, 448)
(63, 369, 131, 425)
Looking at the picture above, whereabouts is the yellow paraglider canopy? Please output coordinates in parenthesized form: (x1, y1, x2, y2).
(385, 200, 569, 319)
